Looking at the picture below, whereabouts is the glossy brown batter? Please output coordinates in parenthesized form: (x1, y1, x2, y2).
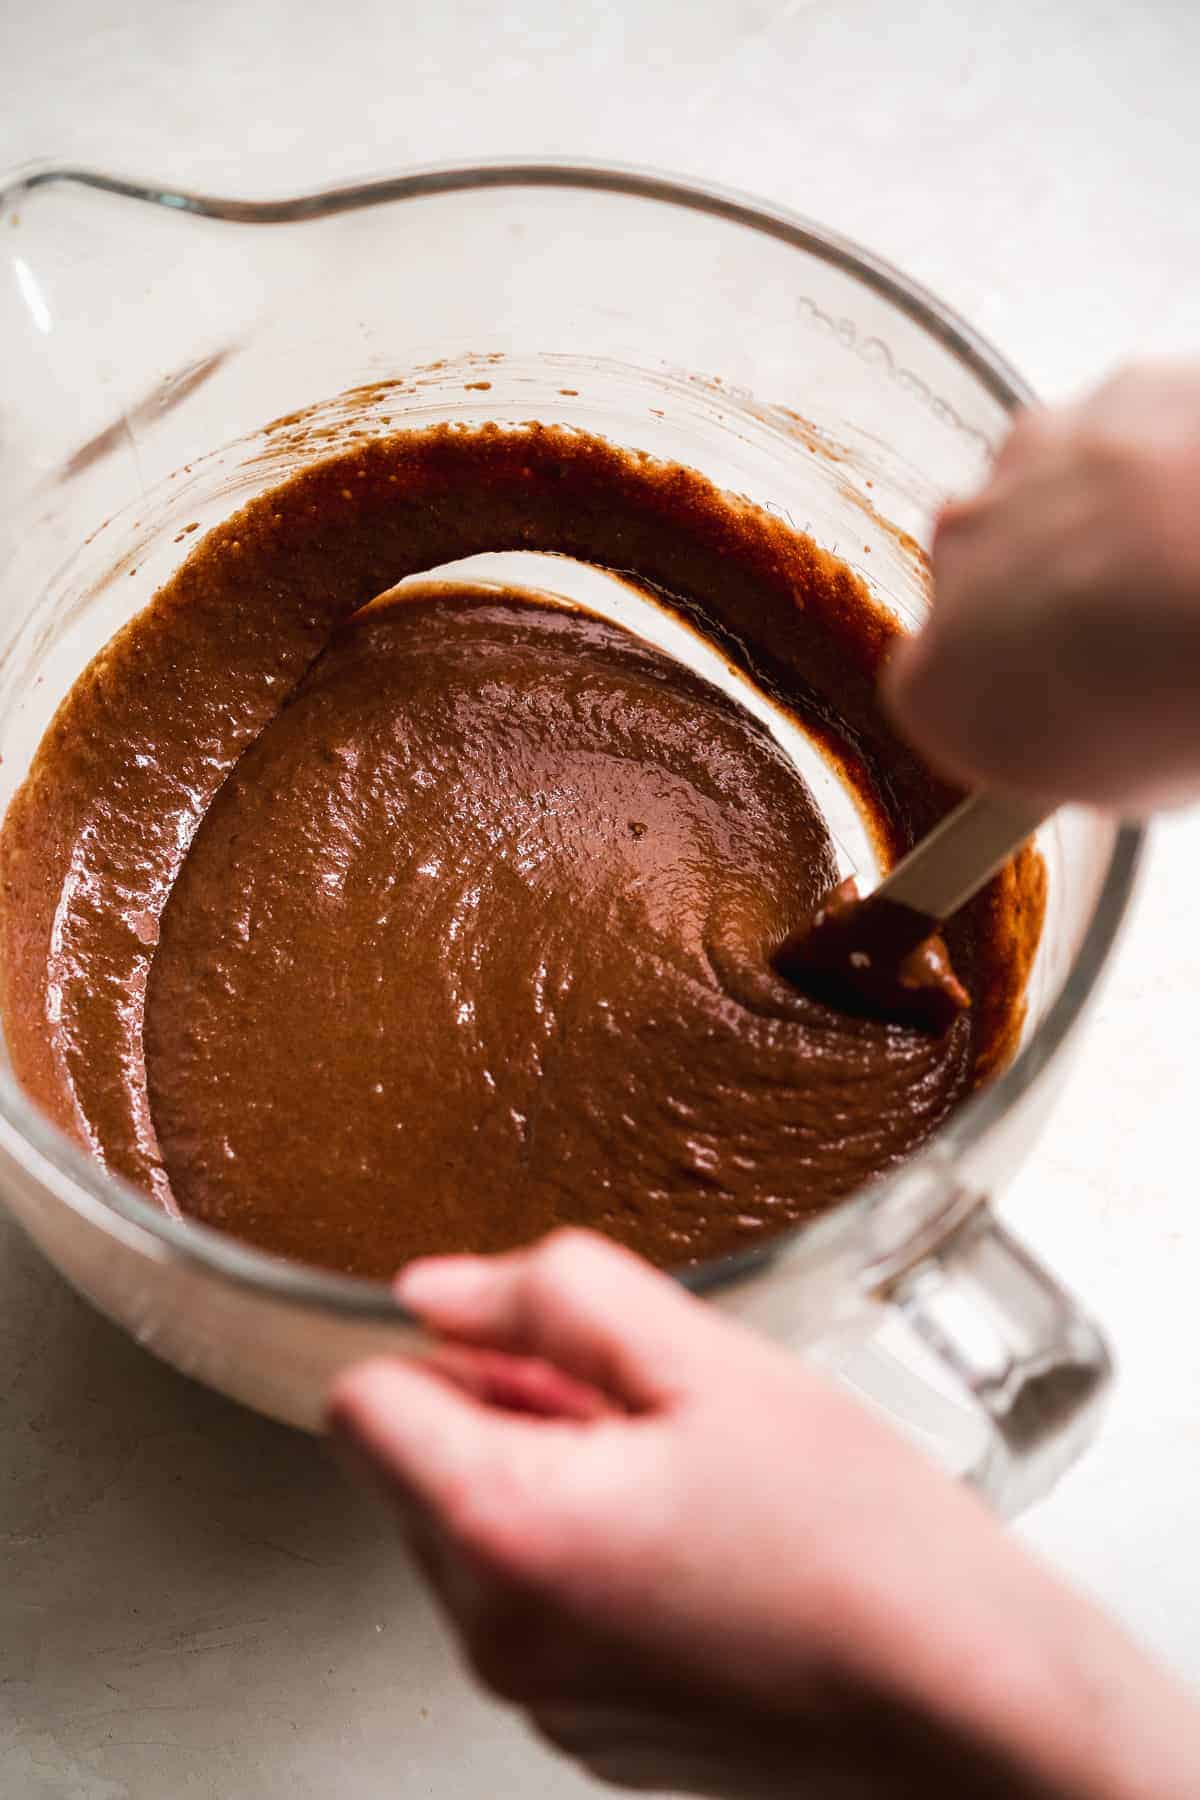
(775, 878, 971, 1035)
(0, 423, 1043, 1276)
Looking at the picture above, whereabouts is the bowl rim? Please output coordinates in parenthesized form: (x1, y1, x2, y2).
(0, 155, 1146, 1322)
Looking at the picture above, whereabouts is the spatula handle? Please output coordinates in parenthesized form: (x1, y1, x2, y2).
(872, 792, 1049, 922)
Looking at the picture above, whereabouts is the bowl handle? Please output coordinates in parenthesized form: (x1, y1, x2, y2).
(882, 1202, 1112, 1517)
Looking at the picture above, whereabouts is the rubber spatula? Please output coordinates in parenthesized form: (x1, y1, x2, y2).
(775, 791, 1049, 1032)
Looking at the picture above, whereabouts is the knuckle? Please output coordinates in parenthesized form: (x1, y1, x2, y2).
(931, 496, 983, 556)
(539, 1224, 603, 1267)
(1007, 404, 1048, 445)
(526, 1227, 603, 1299)
(998, 405, 1054, 462)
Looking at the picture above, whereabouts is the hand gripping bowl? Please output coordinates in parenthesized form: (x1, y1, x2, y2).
(0, 160, 1140, 1516)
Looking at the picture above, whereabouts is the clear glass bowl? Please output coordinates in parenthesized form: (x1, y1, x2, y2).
(0, 161, 1141, 1513)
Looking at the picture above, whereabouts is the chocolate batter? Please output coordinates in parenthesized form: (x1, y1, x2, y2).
(0, 423, 1043, 1277)
(775, 878, 971, 1036)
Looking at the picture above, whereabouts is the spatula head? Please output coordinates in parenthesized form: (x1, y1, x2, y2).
(775, 876, 970, 1034)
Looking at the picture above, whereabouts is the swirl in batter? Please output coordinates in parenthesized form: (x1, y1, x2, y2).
(0, 424, 1043, 1276)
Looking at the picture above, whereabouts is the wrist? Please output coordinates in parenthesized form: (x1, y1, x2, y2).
(751, 1448, 1200, 1800)
(856, 1531, 1200, 1800)
(1003, 1605, 1200, 1800)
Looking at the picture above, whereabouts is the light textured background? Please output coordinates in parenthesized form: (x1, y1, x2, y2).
(2, 1, 1199, 1794)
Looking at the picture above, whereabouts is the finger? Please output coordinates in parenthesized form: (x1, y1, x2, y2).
(884, 482, 1097, 800)
(330, 1366, 543, 1645)
(327, 1354, 566, 1556)
(931, 461, 1096, 596)
(989, 407, 1046, 479)
(394, 1227, 737, 1410)
(424, 1342, 619, 1422)
(881, 610, 1064, 804)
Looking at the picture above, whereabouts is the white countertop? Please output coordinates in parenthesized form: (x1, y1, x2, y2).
(2, 2, 1199, 1794)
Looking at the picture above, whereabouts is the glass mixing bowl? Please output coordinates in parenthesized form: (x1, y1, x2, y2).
(0, 161, 1141, 1515)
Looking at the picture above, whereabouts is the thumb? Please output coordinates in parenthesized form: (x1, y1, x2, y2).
(394, 1228, 738, 1411)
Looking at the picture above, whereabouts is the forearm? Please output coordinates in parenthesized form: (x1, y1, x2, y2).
(840, 1531, 1200, 1800)
(719, 1433, 1200, 1800)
